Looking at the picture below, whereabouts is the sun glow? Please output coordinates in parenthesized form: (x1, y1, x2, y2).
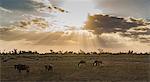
(54, 0, 98, 28)
(35, 0, 102, 31)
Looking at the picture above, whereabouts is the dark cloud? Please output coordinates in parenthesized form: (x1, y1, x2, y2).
(0, 0, 64, 26)
(127, 25, 150, 34)
(0, 0, 63, 12)
(84, 14, 147, 34)
(138, 35, 150, 43)
(125, 25, 150, 43)
(94, 0, 150, 18)
(0, 0, 37, 11)
(0, 0, 39, 26)
(84, 14, 150, 44)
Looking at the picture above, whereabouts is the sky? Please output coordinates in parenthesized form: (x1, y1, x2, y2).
(0, 0, 150, 53)
(94, 0, 150, 19)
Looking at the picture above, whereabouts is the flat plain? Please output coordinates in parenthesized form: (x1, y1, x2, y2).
(1, 55, 150, 82)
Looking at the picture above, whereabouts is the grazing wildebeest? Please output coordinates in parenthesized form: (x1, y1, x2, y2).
(93, 60, 103, 66)
(78, 60, 86, 67)
(45, 64, 53, 71)
(14, 64, 30, 73)
(3, 59, 8, 62)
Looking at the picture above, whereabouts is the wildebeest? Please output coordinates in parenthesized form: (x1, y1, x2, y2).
(14, 64, 30, 73)
(3, 59, 8, 62)
(45, 64, 53, 71)
(93, 60, 103, 66)
(78, 60, 86, 67)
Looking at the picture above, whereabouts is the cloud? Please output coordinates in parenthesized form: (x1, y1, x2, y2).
(125, 25, 150, 43)
(94, 32, 150, 52)
(0, 7, 12, 13)
(0, 25, 88, 46)
(84, 14, 150, 45)
(0, 21, 98, 52)
(31, 0, 63, 6)
(0, 0, 65, 26)
(94, 0, 150, 18)
(84, 14, 148, 34)
(98, 33, 128, 48)
(17, 17, 49, 31)
(0, 0, 39, 26)
(127, 25, 150, 34)
(0, 27, 68, 46)
(0, 23, 150, 52)
(0, 0, 150, 52)
(0, 0, 37, 11)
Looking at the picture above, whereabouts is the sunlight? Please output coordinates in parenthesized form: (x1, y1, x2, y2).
(36, 0, 102, 31)
(54, 0, 96, 28)
(62, 30, 100, 52)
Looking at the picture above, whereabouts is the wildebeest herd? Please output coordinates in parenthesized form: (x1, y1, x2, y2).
(14, 64, 54, 73)
(14, 60, 103, 74)
(1, 55, 150, 82)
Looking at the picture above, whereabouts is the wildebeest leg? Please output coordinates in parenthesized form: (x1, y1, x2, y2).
(48, 66, 50, 71)
(26, 69, 29, 73)
(14, 65, 17, 69)
(95, 63, 97, 66)
(45, 65, 48, 71)
(97, 63, 99, 66)
(93, 63, 95, 66)
(78, 63, 80, 67)
(47, 68, 50, 71)
(18, 70, 21, 73)
(94, 63, 97, 66)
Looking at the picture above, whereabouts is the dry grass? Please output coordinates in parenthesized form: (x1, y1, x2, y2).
(1, 55, 150, 82)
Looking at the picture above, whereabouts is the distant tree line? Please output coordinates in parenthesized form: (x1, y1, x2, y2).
(0, 49, 150, 55)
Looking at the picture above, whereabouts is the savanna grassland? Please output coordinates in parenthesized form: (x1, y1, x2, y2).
(1, 54, 150, 82)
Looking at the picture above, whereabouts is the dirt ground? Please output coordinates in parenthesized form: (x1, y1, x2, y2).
(1, 55, 150, 82)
